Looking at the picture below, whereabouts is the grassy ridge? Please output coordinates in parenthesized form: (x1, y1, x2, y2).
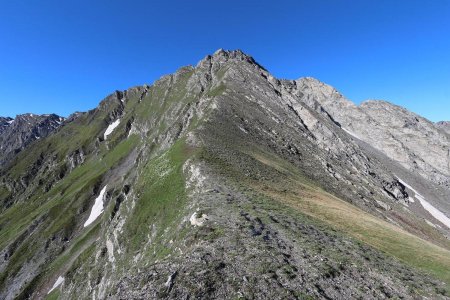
(125, 139, 196, 260)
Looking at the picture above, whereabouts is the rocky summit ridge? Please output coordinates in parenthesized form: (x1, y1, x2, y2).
(0, 49, 450, 299)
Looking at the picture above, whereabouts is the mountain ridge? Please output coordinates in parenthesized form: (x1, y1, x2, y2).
(0, 49, 449, 299)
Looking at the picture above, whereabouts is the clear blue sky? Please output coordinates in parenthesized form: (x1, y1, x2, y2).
(1, 0, 449, 121)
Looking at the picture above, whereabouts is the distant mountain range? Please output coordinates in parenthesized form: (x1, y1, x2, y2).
(0, 114, 64, 167)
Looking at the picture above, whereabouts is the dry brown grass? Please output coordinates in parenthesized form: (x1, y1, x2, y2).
(250, 152, 450, 285)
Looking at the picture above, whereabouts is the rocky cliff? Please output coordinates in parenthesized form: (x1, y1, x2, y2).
(289, 78, 450, 189)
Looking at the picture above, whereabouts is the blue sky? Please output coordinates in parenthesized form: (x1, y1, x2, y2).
(0, 0, 449, 121)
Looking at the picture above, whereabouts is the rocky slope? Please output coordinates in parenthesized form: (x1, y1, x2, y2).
(0, 49, 449, 299)
(0, 117, 14, 135)
(0, 113, 64, 167)
(292, 78, 450, 188)
(437, 121, 450, 135)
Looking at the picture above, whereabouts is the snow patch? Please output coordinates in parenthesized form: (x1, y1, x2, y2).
(84, 186, 107, 227)
(104, 119, 121, 139)
(7, 119, 14, 124)
(397, 178, 423, 198)
(397, 177, 450, 229)
(342, 128, 360, 139)
(190, 212, 208, 227)
(415, 194, 450, 229)
(48, 276, 64, 294)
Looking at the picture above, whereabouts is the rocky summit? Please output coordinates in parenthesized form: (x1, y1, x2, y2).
(0, 49, 450, 300)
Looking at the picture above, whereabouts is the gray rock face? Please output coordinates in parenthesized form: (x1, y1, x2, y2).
(437, 121, 450, 135)
(0, 117, 14, 135)
(0, 113, 64, 166)
(291, 78, 450, 189)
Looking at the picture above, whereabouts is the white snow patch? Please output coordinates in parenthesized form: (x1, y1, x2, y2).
(190, 212, 208, 227)
(397, 178, 423, 198)
(342, 128, 360, 139)
(84, 186, 107, 227)
(7, 119, 14, 124)
(415, 194, 450, 229)
(397, 177, 450, 229)
(48, 276, 64, 294)
(104, 119, 121, 139)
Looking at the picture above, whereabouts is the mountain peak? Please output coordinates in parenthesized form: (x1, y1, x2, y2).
(211, 48, 249, 59)
(436, 121, 450, 134)
(197, 48, 266, 71)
